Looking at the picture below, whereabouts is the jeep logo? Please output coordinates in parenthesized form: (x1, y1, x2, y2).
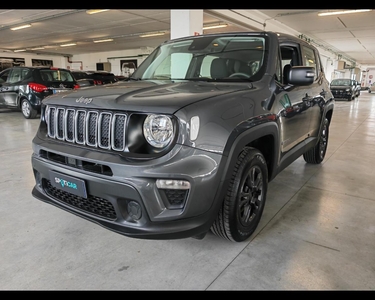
(76, 96, 93, 104)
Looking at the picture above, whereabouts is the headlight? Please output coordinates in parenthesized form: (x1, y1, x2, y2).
(143, 114, 174, 148)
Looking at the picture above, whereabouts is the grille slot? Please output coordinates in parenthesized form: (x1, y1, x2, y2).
(43, 179, 117, 220)
(46, 106, 127, 152)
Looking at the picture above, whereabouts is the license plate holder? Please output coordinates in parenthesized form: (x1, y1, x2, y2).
(49, 170, 87, 198)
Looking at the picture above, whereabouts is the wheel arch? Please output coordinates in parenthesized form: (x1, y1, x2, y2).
(222, 121, 280, 183)
(18, 95, 28, 109)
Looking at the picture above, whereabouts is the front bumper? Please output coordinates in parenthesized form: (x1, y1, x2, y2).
(31, 142, 226, 240)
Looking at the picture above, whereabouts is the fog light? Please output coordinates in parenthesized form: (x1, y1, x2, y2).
(156, 179, 190, 190)
(127, 201, 142, 221)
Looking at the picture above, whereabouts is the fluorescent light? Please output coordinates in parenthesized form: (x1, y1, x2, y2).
(318, 9, 372, 16)
(86, 9, 109, 15)
(14, 49, 26, 52)
(203, 23, 228, 30)
(10, 24, 31, 31)
(93, 38, 114, 43)
(60, 43, 76, 47)
(139, 32, 165, 38)
(30, 47, 45, 50)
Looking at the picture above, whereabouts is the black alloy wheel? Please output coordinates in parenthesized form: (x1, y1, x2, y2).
(211, 147, 268, 242)
(303, 117, 329, 164)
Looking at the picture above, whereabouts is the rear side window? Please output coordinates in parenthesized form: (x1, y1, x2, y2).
(40, 69, 75, 82)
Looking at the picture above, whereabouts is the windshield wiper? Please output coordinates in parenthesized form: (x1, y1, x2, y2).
(185, 77, 253, 82)
(128, 77, 142, 81)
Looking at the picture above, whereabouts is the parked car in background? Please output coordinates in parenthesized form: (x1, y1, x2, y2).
(71, 70, 117, 86)
(0, 66, 79, 119)
(368, 82, 375, 93)
(330, 78, 359, 101)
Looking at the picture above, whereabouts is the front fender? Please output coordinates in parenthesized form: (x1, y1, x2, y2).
(222, 118, 280, 182)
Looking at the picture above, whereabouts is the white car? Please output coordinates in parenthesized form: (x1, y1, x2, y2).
(368, 83, 375, 93)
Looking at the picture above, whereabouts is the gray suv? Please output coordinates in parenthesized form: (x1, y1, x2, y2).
(31, 32, 334, 242)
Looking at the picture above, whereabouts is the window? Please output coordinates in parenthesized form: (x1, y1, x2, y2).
(133, 35, 267, 82)
(0, 70, 10, 83)
(40, 70, 75, 82)
(302, 45, 318, 80)
(280, 45, 301, 85)
(275, 52, 282, 83)
(8, 68, 22, 83)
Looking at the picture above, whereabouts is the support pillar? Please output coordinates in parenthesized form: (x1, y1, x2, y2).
(170, 10, 203, 40)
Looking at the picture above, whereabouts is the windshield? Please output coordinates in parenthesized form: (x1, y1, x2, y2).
(131, 35, 267, 82)
(331, 79, 352, 86)
(40, 69, 75, 82)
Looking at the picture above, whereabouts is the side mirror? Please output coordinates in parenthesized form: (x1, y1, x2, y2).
(287, 66, 315, 86)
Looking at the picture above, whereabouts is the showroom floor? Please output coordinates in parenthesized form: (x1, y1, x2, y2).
(1, 92, 375, 290)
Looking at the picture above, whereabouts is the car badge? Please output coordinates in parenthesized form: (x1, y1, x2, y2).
(76, 96, 93, 104)
(59, 83, 66, 88)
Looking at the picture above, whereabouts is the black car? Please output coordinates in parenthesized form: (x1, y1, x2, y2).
(31, 31, 334, 242)
(0, 66, 79, 119)
(71, 70, 117, 86)
(330, 78, 360, 101)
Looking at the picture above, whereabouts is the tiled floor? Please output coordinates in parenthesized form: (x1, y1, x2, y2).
(1, 92, 374, 290)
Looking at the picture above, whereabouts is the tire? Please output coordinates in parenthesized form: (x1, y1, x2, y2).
(21, 99, 38, 119)
(303, 117, 329, 164)
(211, 147, 268, 242)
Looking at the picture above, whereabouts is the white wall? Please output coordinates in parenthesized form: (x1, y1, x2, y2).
(0, 47, 155, 76)
(0, 51, 67, 68)
(70, 47, 154, 75)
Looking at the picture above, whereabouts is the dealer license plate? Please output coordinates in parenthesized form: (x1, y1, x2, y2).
(49, 170, 87, 198)
(53, 89, 69, 94)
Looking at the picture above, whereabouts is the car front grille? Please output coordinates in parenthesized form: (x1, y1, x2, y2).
(46, 106, 127, 151)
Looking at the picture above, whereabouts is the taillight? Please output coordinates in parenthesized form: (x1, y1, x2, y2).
(28, 82, 48, 93)
(94, 80, 102, 85)
(74, 84, 80, 89)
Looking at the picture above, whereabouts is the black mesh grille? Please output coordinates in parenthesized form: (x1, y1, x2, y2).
(162, 189, 188, 206)
(100, 113, 111, 148)
(87, 112, 98, 146)
(66, 110, 74, 141)
(76, 111, 85, 144)
(43, 179, 117, 220)
(57, 108, 64, 139)
(112, 114, 126, 150)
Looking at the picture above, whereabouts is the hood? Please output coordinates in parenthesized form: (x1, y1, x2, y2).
(43, 80, 252, 114)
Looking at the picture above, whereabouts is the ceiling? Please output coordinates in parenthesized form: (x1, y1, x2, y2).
(0, 9, 374, 67)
